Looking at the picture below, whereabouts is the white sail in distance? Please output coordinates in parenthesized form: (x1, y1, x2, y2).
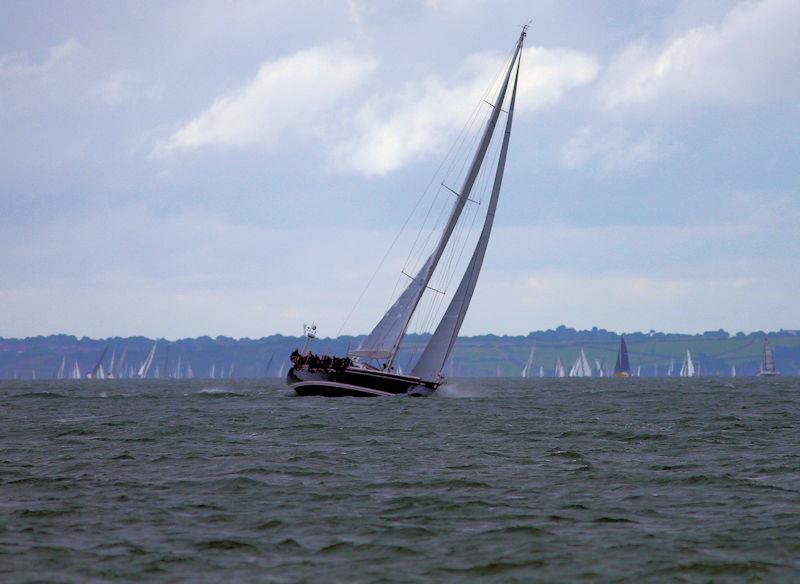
(569, 348, 592, 377)
(521, 344, 535, 378)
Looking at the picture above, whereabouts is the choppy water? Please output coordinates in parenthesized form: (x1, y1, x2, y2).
(1, 378, 799, 582)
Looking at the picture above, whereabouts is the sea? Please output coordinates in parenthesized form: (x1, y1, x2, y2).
(1, 377, 798, 583)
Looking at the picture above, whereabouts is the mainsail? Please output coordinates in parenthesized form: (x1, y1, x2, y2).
(137, 341, 158, 378)
(355, 33, 526, 369)
(554, 357, 565, 377)
(758, 337, 777, 376)
(411, 55, 522, 382)
(613, 335, 631, 376)
(521, 344, 535, 378)
(679, 349, 695, 377)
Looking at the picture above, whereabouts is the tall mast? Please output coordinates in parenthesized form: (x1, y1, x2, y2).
(354, 30, 526, 367)
(412, 41, 523, 381)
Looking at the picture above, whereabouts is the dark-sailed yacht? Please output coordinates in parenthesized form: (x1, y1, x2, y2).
(287, 28, 527, 397)
(613, 335, 631, 377)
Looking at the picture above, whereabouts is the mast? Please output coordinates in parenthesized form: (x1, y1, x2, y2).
(411, 42, 523, 382)
(354, 30, 527, 368)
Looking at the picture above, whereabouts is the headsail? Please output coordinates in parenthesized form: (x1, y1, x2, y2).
(355, 32, 526, 368)
(411, 46, 522, 382)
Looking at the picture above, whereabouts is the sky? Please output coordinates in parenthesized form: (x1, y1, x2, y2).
(1, 0, 799, 340)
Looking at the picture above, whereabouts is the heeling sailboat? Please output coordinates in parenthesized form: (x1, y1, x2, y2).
(287, 29, 527, 397)
(521, 344, 535, 378)
(568, 348, 592, 377)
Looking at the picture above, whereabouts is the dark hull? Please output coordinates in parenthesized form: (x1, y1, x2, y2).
(287, 366, 438, 397)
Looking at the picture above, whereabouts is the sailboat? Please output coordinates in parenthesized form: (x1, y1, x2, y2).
(679, 349, 695, 377)
(731, 364, 736, 377)
(667, 359, 674, 377)
(57, 355, 66, 380)
(539, 365, 544, 378)
(594, 359, 604, 377)
(613, 335, 631, 377)
(569, 348, 592, 377)
(87, 345, 109, 379)
(758, 337, 778, 376)
(287, 29, 528, 397)
(554, 357, 566, 378)
(521, 345, 535, 378)
(137, 341, 158, 378)
(71, 360, 81, 380)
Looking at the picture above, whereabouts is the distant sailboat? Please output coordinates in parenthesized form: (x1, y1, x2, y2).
(209, 362, 216, 379)
(117, 346, 128, 378)
(57, 356, 66, 380)
(594, 359, 604, 377)
(554, 357, 566, 378)
(758, 337, 778, 376)
(636, 365, 642, 377)
(679, 350, 695, 377)
(569, 348, 592, 377)
(137, 341, 158, 378)
(106, 348, 116, 379)
(186, 361, 194, 379)
(521, 345, 535, 378)
(538, 366, 544, 377)
(614, 335, 631, 377)
(667, 359, 675, 377)
(71, 360, 81, 380)
(731, 364, 736, 377)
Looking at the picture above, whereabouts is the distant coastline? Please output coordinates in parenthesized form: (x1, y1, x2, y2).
(2, 327, 798, 379)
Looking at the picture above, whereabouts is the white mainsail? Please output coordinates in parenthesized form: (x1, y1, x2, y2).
(731, 364, 736, 377)
(679, 349, 695, 377)
(57, 356, 66, 379)
(209, 362, 216, 379)
(411, 54, 522, 382)
(569, 348, 592, 377)
(137, 341, 157, 378)
(554, 357, 566, 377)
(71, 360, 81, 379)
(521, 344, 535, 378)
(594, 359, 604, 377)
(117, 346, 128, 378)
(667, 359, 674, 377)
(357, 34, 525, 371)
(107, 348, 116, 379)
(539, 366, 544, 378)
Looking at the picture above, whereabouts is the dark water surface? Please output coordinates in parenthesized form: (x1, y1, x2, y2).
(1, 378, 798, 582)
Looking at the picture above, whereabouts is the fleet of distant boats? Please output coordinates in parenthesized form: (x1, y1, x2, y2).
(3, 335, 782, 381)
(519, 336, 779, 378)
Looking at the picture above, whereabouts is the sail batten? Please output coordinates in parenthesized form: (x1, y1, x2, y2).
(411, 50, 521, 382)
(355, 34, 525, 368)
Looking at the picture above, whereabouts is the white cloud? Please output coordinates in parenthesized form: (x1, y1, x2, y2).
(601, 0, 800, 109)
(153, 44, 377, 156)
(0, 38, 80, 80)
(333, 46, 598, 176)
(561, 126, 672, 172)
(88, 70, 162, 106)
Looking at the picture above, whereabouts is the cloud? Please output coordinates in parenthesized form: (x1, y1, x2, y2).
(601, 0, 800, 109)
(561, 127, 673, 172)
(0, 38, 80, 80)
(153, 44, 377, 156)
(88, 70, 162, 106)
(333, 46, 598, 176)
